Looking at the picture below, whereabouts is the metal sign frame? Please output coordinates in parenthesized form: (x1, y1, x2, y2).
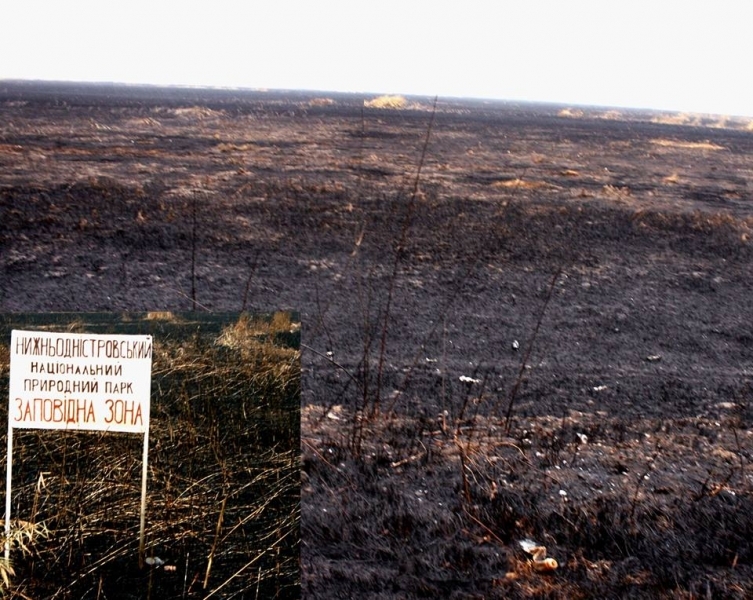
(5, 330, 153, 565)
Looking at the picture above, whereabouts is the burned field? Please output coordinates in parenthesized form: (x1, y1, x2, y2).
(1, 81, 753, 598)
(0, 311, 300, 599)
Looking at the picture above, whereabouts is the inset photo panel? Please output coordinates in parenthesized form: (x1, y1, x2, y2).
(0, 312, 300, 599)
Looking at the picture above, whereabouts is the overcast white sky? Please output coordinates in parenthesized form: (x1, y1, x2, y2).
(2, 1, 751, 117)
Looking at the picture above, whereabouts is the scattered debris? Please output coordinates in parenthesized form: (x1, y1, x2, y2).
(326, 405, 343, 420)
(593, 385, 608, 392)
(512, 340, 520, 351)
(459, 375, 481, 384)
(145, 555, 177, 572)
(519, 539, 558, 572)
(646, 355, 662, 362)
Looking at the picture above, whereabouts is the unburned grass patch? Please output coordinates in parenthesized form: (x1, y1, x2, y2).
(491, 178, 552, 190)
(650, 138, 725, 151)
(0, 312, 300, 599)
(364, 96, 408, 110)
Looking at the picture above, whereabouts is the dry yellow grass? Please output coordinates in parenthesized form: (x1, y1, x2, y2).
(1, 519, 50, 590)
(171, 106, 224, 120)
(598, 110, 624, 120)
(663, 172, 681, 184)
(651, 112, 751, 131)
(144, 311, 177, 321)
(651, 112, 702, 127)
(215, 313, 300, 352)
(650, 138, 725, 151)
(364, 95, 408, 109)
(215, 142, 256, 153)
(530, 152, 547, 164)
(602, 184, 632, 199)
(308, 97, 335, 107)
(492, 178, 551, 190)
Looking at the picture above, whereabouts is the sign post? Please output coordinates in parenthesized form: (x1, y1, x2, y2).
(5, 330, 153, 564)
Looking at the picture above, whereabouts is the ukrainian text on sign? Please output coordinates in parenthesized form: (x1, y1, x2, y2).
(9, 330, 152, 433)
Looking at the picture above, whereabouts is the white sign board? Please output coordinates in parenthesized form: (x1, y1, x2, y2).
(6, 329, 153, 564)
(9, 330, 152, 433)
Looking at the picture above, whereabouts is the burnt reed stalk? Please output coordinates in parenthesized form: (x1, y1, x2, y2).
(502, 265, 563, 433)
(190, 191, 198, 312)
(373, 96, 438, 417)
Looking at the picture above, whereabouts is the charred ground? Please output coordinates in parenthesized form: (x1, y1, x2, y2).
(1, 81, 753, 598)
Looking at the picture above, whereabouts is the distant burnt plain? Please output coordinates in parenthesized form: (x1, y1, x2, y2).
(1, 80, 753, 598)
